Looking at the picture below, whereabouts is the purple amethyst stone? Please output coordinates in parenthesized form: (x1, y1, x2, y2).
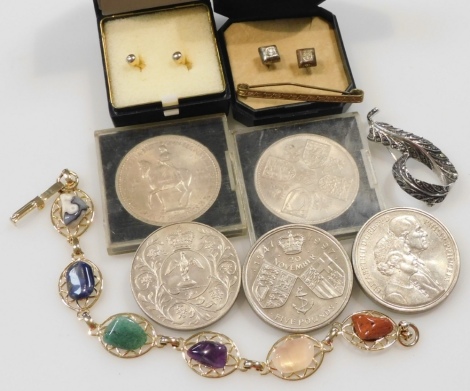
(187, 341, 228, 369)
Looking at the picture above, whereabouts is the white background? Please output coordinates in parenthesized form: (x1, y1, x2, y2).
(1, 0, 469, 390)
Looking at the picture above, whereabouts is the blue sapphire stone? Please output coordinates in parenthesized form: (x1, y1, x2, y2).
(66, 261, 95, 300)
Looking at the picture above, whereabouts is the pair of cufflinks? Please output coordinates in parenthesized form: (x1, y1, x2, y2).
(258, 45, 317, 68)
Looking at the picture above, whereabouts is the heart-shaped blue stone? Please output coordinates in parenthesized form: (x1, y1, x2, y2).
(63, 195, 88, 226)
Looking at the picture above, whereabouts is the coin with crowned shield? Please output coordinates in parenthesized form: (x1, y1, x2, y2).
(243, 224, 353, 332)
(254, 134, 360, 225)
(131, 222, 241, 330)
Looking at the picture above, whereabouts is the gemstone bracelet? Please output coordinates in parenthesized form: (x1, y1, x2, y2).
(10, 169, 419, 381)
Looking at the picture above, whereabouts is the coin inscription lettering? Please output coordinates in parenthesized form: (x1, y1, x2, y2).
(116, 135, 221, 226)
(352, 207, 460, 313)
(243, 224, 353, 332)
(254, 134, 360, 224)
(131, 222, 241, 330)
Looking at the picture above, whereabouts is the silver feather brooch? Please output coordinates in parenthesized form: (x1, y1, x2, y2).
(367, 108, 458, 206)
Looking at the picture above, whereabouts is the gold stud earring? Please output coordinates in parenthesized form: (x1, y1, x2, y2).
(126, 54, 145, 70)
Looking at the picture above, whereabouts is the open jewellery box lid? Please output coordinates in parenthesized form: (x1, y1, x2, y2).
(96, 0, 201, 15)
(213, 0, 325, 19)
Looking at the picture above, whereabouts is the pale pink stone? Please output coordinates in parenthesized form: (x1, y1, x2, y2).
(271, 336, 315, 373)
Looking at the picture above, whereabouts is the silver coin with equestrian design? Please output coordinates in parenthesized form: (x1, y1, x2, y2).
(254, 134, 360, 224)
(352, 207, 460, 313)
(243, 224, 353, 332)
(131, 222, 241, 330)
(116, 135, 221, 226)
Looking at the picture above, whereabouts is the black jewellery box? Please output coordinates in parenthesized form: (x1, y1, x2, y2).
(214, 0, 358, 126)
(93, 0, 230, 127)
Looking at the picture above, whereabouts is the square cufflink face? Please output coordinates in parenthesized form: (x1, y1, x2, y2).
(258, 45, 281, 65)
(296, 48, 317, 68)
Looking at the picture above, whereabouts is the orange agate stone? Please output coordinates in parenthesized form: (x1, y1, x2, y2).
(352, 314, 394, 341)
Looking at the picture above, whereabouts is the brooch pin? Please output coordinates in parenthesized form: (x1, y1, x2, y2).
(237, 83, 363, 103)
(367, 108, 458, 206)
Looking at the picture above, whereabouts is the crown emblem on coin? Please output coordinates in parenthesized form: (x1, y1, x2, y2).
(278, 231, 305, 255)
(167, 227, 194, 250)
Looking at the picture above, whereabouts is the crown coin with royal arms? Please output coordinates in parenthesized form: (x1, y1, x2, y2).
(243, 224, 353, 332)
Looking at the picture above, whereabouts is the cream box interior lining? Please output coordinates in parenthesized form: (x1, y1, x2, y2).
(102, 4, 224, 109)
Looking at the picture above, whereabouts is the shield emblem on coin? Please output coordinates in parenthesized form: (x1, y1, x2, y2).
(302, 140, 331, 169)
(281, 188, 311, 218)
(262, 156, 296, 181)
(299, 255, 345, 299)
(318, 175, 353, 201)
(252, 262, 297, 309)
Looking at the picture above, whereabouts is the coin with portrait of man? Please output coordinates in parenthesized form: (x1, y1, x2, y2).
(352, 207, 460, 312)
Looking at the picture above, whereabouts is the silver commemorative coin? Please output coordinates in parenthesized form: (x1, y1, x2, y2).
(131, 222, 241, 330)
(352, 207, 460, 313)
(116, 135, 221, 226)
(254, 134, 360, 224)
(243, 224, 353, 332)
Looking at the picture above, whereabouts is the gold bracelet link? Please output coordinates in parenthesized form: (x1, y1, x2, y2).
(77, 310, 100, 336)
(155, 335, 185, 351)
(69, 236, 85, 259)
(397, 321, 420, 347)
(238, 358, 269, 375)
(58, 169, 79, 191)
(320, 323, 341, 352)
